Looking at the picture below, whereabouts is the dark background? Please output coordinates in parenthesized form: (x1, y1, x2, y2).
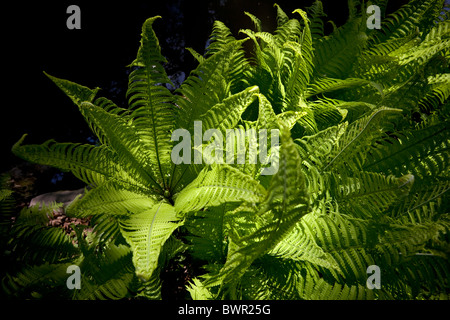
(2, 0, 410, 178)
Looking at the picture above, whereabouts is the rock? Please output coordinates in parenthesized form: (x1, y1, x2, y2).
(29, 188, 85, 209)
(50, 220, 61, 227)
(28, 188, 91, 237)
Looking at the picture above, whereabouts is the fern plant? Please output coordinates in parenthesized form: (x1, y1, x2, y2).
(3, 0, 449, 300)
(5, 15, 266, 299)
(182, 0, 450, 299)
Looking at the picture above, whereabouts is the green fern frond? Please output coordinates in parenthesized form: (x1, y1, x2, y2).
(44, 72, 99, 106)
(268, 212, 337, 270)
(67, 181, 157, 217)
(90, 214, 125, 246)
(240, 257, 305, 299)
(309, 99, 348, 130)
(175, 164, 266, 215)
(300, 213, 378, 284)
(293, 9, 314, 74)
(418, 73, 450, 115)
(208, 126, 309, 297)
(0, 189, 12, 203)
(76, 272, 134, 300)
(44, 73, 130, 145)
(333, 172, 415, 219)
(187, 277, 215, 300)
(394, 254, 450, 298)
(80, 102, 164, 191)
(296, 107, 401, 173)
(274, 18, 302, 47)
(370, 0, 445, 44)
(323, 107, 402, 172)
(281, 41, 311, 110)
(276, 111, 307, 131)
(301, 274, 375, 300)
(12, 135, 135, 188)
(200, 86, 259, 135)
(306, 77, 383, 99)
(205, 20, 237, 57)
(313, 17, 367, 79)
(119, 202, 182, 281)
(186, 47, 205, 64)
(176, 40, 246, 127)
(133, 273, 163, 300)
(127, 16, 176, 189)
(390, 177, 450, 223)
(184, 204, 232, 264)
(255, 92, 280, 131)
(245, 11, 262, 33)
(364, 119, 450, 179)
(273, 3, 289, 29)
(305, 0, 327, 42)
(74, 244, 134, 300)
(2, 263, 72, 299)
(309, 96, 376, 124)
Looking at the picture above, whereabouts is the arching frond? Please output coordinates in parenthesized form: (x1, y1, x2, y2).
(79, 102, 162, 191)
(370, 0, 446, 44)
(67, 181, 157, 217)
(73, 244, 134, 300)
(322, 107, 402, 172)
(119, 202, 182, 281)
(333, 172, 415, 219)
(364, 119, 450, 179)
(313, 17, 367, 79)
(127, 16, 176, 189)
(174, 164, 266, 215)
(175, 40, 247, 127)
(207, 126, 310, 297)
(273, 3, 289, 29)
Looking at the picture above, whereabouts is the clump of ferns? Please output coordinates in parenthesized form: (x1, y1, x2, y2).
(3, 0, 449, 300)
